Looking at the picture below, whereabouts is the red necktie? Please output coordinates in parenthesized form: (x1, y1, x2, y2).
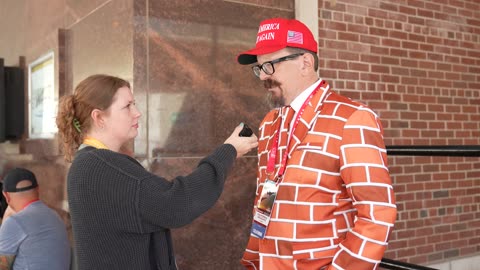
(278, 106, 295, 160)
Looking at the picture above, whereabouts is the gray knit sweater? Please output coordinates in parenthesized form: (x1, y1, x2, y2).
(67, 144, 237, 270)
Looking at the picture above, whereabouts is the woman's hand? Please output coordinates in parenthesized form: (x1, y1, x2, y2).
(224, 123, 259, 158)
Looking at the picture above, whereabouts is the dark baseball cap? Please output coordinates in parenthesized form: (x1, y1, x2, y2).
(2, 168, 38, 193)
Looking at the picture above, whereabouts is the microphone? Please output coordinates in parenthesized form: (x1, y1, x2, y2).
(239, 124, 253, 137)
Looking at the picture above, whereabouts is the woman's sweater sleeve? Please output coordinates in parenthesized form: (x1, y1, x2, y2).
(138, 144, 237, 232)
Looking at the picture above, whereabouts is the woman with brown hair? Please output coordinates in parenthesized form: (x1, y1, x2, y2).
(56, 74, 258, 270)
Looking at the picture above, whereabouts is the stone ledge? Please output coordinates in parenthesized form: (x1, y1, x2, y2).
(0, 141, 20, 155)
(429, 254, 480, 270)
(4, 153, 34, 161)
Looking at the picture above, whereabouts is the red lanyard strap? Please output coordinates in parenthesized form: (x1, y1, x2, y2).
(22, 199, 39, 210)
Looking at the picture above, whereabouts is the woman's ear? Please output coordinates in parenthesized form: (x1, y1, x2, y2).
(90, 109, 105, 129)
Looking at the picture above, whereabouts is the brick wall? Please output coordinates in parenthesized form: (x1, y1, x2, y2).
(318, 0, 480, 266)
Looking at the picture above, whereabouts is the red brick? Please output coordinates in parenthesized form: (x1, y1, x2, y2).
(325, 40, 348, 50)
(382, 75, 400, 83)
(408, 16, 426, 25)
(391, 67, 409, 75)
(398, 248, 417, 258)
(338, 71, 359, 80)
(401, 59, 418, 68)
(409, 33, 426, 42)
(319, 29, 337, 39)
(409, 51, 427, 59)
(399, 5, 416, 15)
(369, 27, 389, 36)
(380, 2, 398, 12)
(425, 2, 442, 11)
(338, 32, 359, 42)
(419, 44, 434, 51)
(391, 48, 409, 57)
(417, 9, 434, 18)
(402, 41, 419, 50)
(319, 49, 337, 59)
(349, 62, 369, 71)
(401, 77, 419, 85)
(408, 0, 426, 8)
(465, 2, 480, 11)
(368, 8, 388, 19)
(390, 30, 408, 39)
(410, 69, 427, 77)
(347, 23, 368, 34)
(324, 21, 347, 31)
(416, 245, 434, 254)
(371, 46, 389, 55)
(383, 38, 401, 47)
(327, 60, 347, 69)
(348, 42, 369, 53)
(360, 35, 380, 44)
(372, 65, 390, 73)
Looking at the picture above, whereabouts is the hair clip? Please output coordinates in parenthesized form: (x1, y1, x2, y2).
(73, 118, 81, 133)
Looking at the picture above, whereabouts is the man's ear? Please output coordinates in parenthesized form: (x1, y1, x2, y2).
(301, 53, 314, 74)
(2, 191, 10, 204)
(90, 109, 104, 129)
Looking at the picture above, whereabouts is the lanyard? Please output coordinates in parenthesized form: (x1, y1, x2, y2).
(266, 81, 326, 181)
(83, 137, 109, 149)
(22, 199, 39, 210)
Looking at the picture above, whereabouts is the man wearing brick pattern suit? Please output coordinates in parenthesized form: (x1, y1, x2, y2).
(237, 18, 397, 270)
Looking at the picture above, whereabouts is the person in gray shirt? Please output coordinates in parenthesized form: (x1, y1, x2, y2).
(0, 168, 71, 270)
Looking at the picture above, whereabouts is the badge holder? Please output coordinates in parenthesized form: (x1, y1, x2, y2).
(251, 179, 278, 239)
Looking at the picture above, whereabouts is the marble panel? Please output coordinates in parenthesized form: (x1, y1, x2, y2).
(132, 0, 149, 157)
(65, 0, 116, 27)
(144, 0, 294, 158)
(22, 138, 60, 160)
(68, 0, 134, 88)
(142, 2, 294, 268)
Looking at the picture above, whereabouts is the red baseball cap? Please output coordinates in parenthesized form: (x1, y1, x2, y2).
(237, 18, 318, 65)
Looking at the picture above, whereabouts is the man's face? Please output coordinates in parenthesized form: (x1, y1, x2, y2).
(263, 78, 284, 108)
(255, 49, 301, 108)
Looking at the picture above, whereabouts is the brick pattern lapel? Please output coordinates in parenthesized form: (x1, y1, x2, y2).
(287, 81, 330, 157)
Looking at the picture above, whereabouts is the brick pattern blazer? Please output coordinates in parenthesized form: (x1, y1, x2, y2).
(241, 82, 397, 270)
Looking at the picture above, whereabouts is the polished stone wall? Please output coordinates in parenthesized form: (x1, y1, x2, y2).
(133, 2, 294, 268)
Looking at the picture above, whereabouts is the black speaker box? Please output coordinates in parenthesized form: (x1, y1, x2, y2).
(4, 67, 24, 139)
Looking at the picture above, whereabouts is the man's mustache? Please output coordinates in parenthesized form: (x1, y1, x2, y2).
(264, 79, 281, 89)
